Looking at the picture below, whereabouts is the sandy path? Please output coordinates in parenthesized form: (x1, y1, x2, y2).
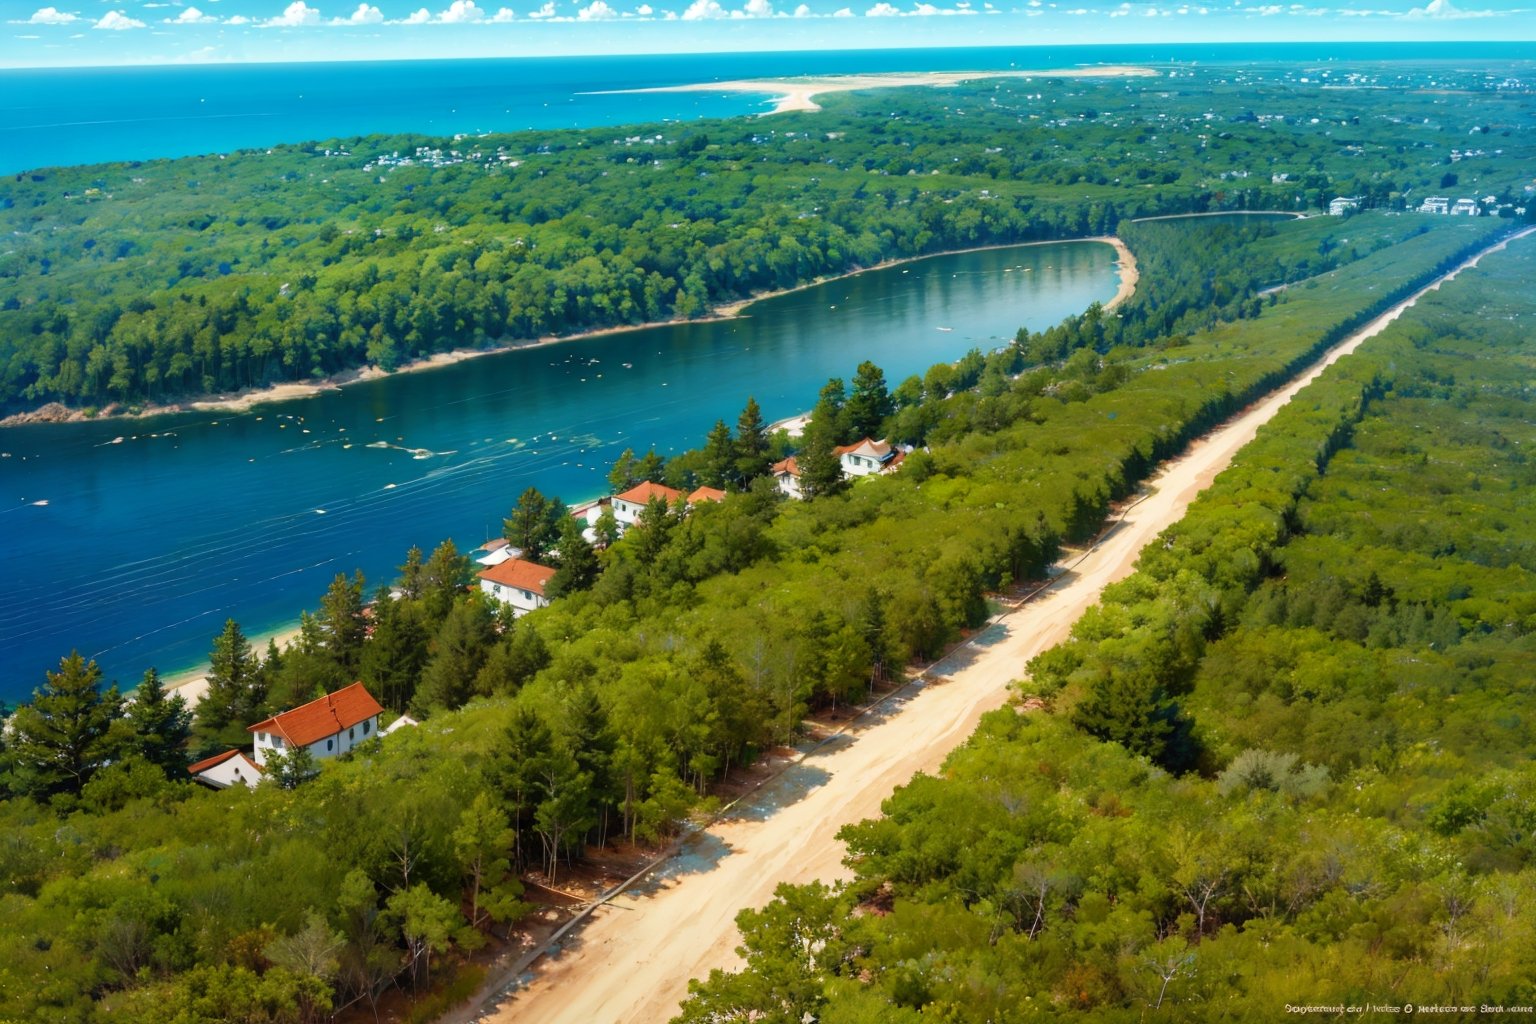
(474, 227, 1533, 1024)
(600, 67, 1159, 114)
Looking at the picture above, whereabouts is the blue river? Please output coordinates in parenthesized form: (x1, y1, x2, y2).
(0, 240, 1119, 698)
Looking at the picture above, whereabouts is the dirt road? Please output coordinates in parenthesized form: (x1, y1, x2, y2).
(477, 228, 1533, 1024)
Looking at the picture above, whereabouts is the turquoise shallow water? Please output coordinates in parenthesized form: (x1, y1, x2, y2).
(2, 43, 1529, 175)
(0, 240, 1118, 698)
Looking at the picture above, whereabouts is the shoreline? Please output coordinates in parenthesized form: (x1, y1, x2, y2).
(590, 67, 1160, 115)
(124, 236, 1138, 710)
(1, 235, 1136, 429)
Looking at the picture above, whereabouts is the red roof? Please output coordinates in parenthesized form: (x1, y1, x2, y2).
(478, 557, 557, 597)
(688, 486, 727, 504)
(771, 456, 800, 477)
(247, 682, 384, 748)
(187, 748, 251, 774)
(614, 481, 684, 505)
(833, 437, 894, 460)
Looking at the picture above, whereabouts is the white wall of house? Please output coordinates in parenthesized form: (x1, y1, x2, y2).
(479, 577, 549, 617)
(775, 471, 803, 500)
(196, 754, 260, 789)
(252, 714, 380, 768)
(611, 497, 645, 527)
(839, 452, 889, 477)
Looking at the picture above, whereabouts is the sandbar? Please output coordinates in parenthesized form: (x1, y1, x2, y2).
(597, 67, 1159, 114)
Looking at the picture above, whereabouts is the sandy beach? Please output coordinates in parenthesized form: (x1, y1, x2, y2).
(2, 235, 1137, 429)
(598, 66, 1159, 114)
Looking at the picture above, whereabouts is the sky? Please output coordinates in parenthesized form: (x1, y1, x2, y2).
(0, 0, 1531, 66)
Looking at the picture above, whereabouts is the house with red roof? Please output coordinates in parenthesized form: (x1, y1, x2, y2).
(187, 748, 263, 790)
(834, 437, 903, 478)
(477, 557, 557, 617)
(771, 455, 803, 500)
(247, 681, 385, 768)
(687, 486, 727, 505)
(611, 481, 684, 529)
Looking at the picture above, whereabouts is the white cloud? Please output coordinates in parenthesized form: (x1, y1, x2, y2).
(490, 5, 517, 17)
(528, 0, 555, 13)
(740, 0, 772, 13)
(792, 1, 809, 11)
(637, 2, 653, 10)
(400, 6, 432, 19)
(225, 13, 252, 22)
(832, 5, 852, 12)
(438, 0, 484, 19)
(168, 6, 219, 22)
(17, 7, 79, 24)
(332, 1, 384, 20)
(94, 9, 146, 28)
(1405, 0, 1504, 16)
(578, 0, 617, 15)
(681, 0, 725, 16)
(16, 32, 40, 37)
(865, 1, 899, 12)
(264, 0, 322, 24)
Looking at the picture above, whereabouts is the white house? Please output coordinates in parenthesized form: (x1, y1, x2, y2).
(478, 557, 556, 616)
(771, 455, 803, 499)
(1328, 196, 1360, 216)
(247, 681, 385, 768)
(1451, 198, 1481, 216)
(187, 748, 262, 790)
(834, 438, 905, 478)
(381, 714, 420, 736)
(611, 481, 684, 529)
(1418, 196, 1451, 214)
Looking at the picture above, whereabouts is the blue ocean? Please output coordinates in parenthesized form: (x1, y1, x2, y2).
(1, 42, 1528, 175)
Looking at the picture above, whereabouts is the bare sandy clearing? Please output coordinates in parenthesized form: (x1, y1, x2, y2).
(473, 227, 1534, 1024)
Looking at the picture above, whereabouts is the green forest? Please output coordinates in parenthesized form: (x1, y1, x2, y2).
(674, 235, 1536, 1021)
(0, 202, 1515, 1020)
(3, 63, 1534, 415)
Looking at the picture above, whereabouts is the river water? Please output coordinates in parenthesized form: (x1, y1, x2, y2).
(0, 240, 1117, 698)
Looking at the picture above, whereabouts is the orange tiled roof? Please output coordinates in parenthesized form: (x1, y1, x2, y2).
(687, 486, 727, 504)
(247, 682, 384, 748)
(771, 456, 800, 477)
(478, 557, 557, 597)
(188, 748, 249, 774)
(833, 438, 893, 460)
(614, 481, 684, 505)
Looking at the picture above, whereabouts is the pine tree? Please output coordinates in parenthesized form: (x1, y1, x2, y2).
(608, 447, 641, 493)
(503, 486, 558, 564)
(546, 514, 599, 599)
(360, 590, 430, 713)
(846, 360, 893, 440)
(124, 668, 192, 778)
(593, 504, 620, 548)
(701, 419, 736, 489)
(796, 414, 846, 501)
(318, 570, 367, 676)
(420, 539, 470, 625)
(637, 447, 667, 484)
(195, 619, 267, 754)
(734, 396, 772, 485)
(413, 596, 496, 714)
(397, 545, 425, 601)
(9, 652, 125, 798)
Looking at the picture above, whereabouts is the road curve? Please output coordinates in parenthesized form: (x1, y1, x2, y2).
(476, 226, 1534, 1024)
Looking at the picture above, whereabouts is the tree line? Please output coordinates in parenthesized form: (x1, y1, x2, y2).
(0, 213, 1509, 1023)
